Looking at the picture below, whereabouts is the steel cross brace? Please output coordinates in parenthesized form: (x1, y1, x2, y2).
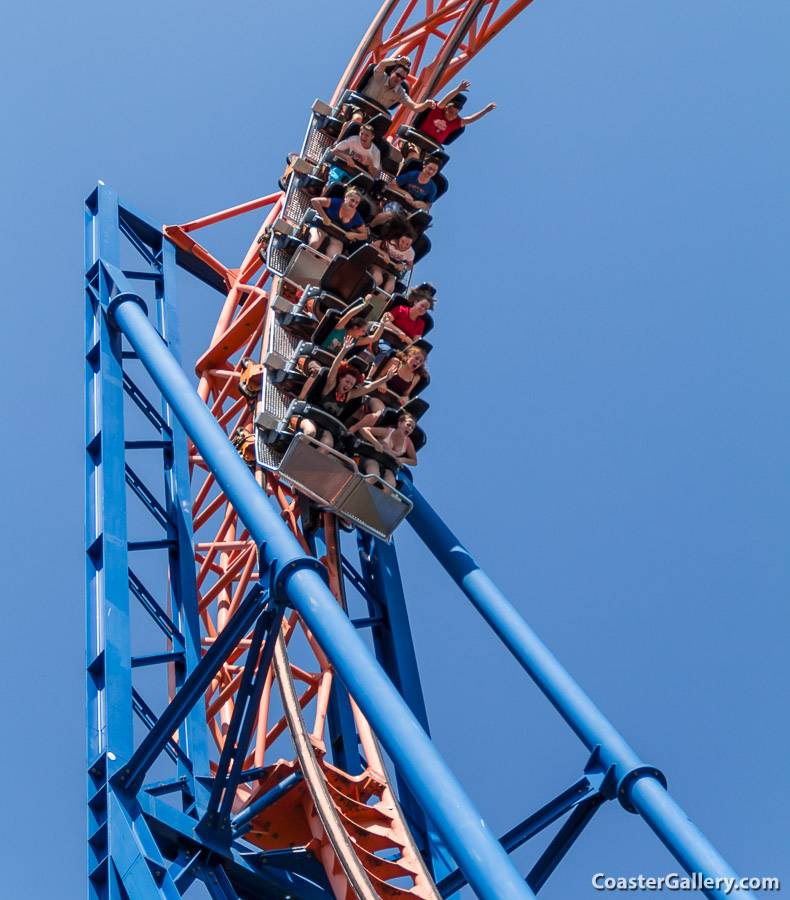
(437, 772, 609, 897)
(113, 584, 272, 794)
(527, 793, 605, 893)
(197, 599, 286, 844)
(128, 568, 184, 648)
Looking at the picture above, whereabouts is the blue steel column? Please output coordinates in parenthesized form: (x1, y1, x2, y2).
(357, 534, 455, 885)
(157, 234, 212, 813)
(85, 186, 135, 900)
(107, 290, 538, 900)
(400, 481, 752, 900)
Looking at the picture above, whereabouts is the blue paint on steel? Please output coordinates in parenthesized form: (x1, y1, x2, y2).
(326, 662, 363, 775)
(356, 532, 448, 875)
(116, 585, 271, 792)
(108, 290, 539, 900)
(86, 187, 134, 777)
(140, 792, 333, 900)
(358, 534, 432, 733)
(527, 794, 604, 892)
(200, 601, 287, 842)
(309, 527, 362, 775)
(128, 569, 184, 646)
(86, 185, 137, 900)
(437, 776, 601, 897)
(401, 481, 753, 900)
(231, 771, 305, 835)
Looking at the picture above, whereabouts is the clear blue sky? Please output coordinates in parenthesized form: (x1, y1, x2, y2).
(2, 1, 787, 897)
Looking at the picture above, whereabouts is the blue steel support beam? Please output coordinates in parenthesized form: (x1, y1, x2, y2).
(309, 526, 363, 776)
(400, 481, 753, 900)
(151, 230, 213, 815)
(526, 794, 605, 893)
(107, 288, 538, 900)
(357, 532, 447, 878)
(200, 601, 287, 841)
(436, 776, 599, 897)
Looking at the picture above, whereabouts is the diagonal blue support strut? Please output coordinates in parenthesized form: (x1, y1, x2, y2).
(400, 479, 753, 900)
(106, 285, 538, 900)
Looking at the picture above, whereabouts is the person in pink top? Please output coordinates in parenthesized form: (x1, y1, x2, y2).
(370, 217, 416, 294)
(417, 79, 497, 145)
(359, 412, 419, 489)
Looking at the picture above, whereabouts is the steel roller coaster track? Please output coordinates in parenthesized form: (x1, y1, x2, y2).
(84, 3, 752, 899)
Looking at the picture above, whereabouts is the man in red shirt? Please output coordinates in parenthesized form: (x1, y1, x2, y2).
(417, 79, 497, 145)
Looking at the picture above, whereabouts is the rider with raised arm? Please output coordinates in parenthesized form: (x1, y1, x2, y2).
(417, 79, 497, 144)
(320, 300, 393, 354)
(299, 336, 395, 449)
(360, 55, 436, 115)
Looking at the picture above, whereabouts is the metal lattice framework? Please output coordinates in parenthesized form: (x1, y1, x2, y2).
(85, 4, 753, 900)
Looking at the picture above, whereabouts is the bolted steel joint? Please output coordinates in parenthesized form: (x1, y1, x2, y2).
(263, 551, 330, 603)
(617, 764, 668, 813)
(107, 291, 149, 325)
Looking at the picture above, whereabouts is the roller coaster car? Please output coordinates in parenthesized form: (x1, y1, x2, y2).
(261, 362, 413, 541)
(279, 154, 321, 196)
(300, 362, 368, 421)
(300, 181, 376, 231)
(276, 432, 413, 541)
(311, 99, 343, 140)
(349, 65, 415, 115)
(383, 295, 435, 337)
(337, 88, 394, 127)
(309, 244, 379, 317)
(282, 243, 333, 289)
(367, 346, 432, 411)
(276, 250, 378, 340)
(368, 235, 431, 298)
(230, 426, 257, 469)
(295, 190, 374, 268)
(376, 306, 434, 353)
(394, 156, 450, 198)
(317, 150, 377, 196)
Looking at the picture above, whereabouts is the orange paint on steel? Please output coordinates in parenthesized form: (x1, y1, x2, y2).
(330, 1, 403, 106)
(195, 292, 269, 373)
(192, 488, 231, 535)
(163, 225, 235, 286)
(179, 192, 283, 233)
(198, 543, 255, 612)
(225, 544, 258, 621)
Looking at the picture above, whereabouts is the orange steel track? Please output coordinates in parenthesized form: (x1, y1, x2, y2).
(165, 3, 534, 898)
